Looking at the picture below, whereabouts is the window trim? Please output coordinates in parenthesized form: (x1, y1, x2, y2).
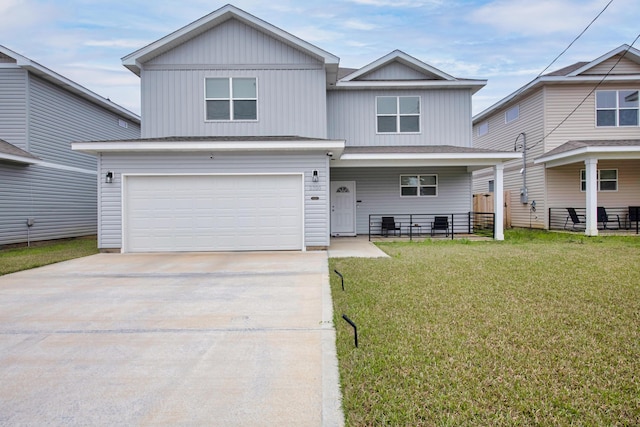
(595, 89, 639, 127)
(505, 104, 519, 124)
(399, 174, 438, 197)
(204, 77, 258, 122)
(580, 168, 618, 192)
(477, 121, 489, 137)
(376, 96, 421, 134)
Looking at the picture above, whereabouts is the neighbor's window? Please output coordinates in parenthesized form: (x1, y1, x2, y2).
(488, 179, 495, 193)
(205, 77, 257, 121)
(596, 90, 639, 127)
(400, 174, 437, 197)
(377, 96, 420, 133)
(505, 105, 519, 123)
(477, 121, 489, 136)
(580, 169, 618, 192)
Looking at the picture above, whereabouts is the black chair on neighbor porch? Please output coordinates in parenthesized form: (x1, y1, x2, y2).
(597, 206, 621, 230)
(430, 216, 450, 237)
(381, 216, 401, 237)
(564, 207, 585, 230)
(627, 206, 640, 229)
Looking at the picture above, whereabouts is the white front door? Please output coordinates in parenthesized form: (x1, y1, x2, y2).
(330, 181, 356, 236)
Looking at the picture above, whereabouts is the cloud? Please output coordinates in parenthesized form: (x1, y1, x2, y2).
(347, 0, 442, 7)
(84, 39, 152, 49)
(343, 19, 378, 31)
(469, 0, 607, 36)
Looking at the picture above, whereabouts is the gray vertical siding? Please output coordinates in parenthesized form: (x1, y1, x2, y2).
(358, 62, 437, 80)
(330, 167, 472, 234)
(0, 68, 27, 150)
(0, 72, 141, 246)
(98, 152, 330, 250)
(141, 18, 328, 139)
(327, 89, 473, 147)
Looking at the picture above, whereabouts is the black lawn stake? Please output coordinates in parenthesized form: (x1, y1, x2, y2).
(334, 269, 344, 291)
(342, 314, 358, 348)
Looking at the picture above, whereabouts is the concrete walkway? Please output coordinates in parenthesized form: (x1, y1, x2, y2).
(328, 236, 389, 258)
(0, 252, 343, 426)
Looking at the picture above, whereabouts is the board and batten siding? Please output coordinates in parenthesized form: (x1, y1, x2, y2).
(327, 89, 473, 146)
(141, 18, 328, 139)
(0, 68, 27, 150)
(98, 152, 329, 249)
(141, 68, 327, 138)
(359, 62, 438, 80)
(330, 167, 471, 235)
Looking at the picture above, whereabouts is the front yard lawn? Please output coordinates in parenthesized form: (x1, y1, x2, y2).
(330, 231, 640, 426)
(0, 236, 98, 276)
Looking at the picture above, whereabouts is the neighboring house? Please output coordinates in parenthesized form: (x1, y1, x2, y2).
(472, 45, 640, 235)
(73, 4, 518, 253)
(0, 45, 141, 246)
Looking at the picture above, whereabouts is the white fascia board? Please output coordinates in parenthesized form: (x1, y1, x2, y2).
(72, 139, 345, 155)
(122, 5, 339, 76)
(342, 50, 455, 82)
(334, 79, 487, 92)
(535, 146, 640, 167)
(332, 152, 520, 168)
(0, 153, 40, 165)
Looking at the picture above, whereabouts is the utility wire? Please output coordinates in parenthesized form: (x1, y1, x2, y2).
(526, 33, 640, 151)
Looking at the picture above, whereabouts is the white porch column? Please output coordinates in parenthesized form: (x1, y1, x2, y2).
(494, 163, 505, 240)
(585, 158, 598, 236)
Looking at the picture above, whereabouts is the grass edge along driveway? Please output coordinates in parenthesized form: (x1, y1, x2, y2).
(330, 230, 640, 426)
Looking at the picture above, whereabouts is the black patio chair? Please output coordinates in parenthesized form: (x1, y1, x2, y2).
(381, 216, 401, 237)
(564, 208, 585, 230)
(597, 206, 621, 230)
(627, 206, 640, 229)
(430, 216, 449, 237)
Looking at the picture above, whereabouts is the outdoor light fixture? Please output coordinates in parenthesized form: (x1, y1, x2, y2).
(326, 151, 333, 157)
(312, 170, 319, 182)
(105, 171, 114, 184)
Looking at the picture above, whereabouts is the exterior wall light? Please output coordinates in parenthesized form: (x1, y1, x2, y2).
(312, 170, 319, 182)
(105, 171, 114, 184)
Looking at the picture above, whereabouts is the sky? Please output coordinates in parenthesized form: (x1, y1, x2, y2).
(1, 0, 638, 116)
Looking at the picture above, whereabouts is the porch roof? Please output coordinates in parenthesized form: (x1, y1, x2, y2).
(0, 139, 40, 165)
(534, 139, 640, 167)
(331, 145, 520, 170)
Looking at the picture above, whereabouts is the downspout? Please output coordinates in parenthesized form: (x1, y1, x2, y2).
(514, 132, 527, 203)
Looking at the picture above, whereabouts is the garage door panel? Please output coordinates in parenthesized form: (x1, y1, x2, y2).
(125, 175, 303, 252)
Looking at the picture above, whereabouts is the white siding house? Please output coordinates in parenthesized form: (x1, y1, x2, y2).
(74, 4, 518, 252)
(0, 46, 140, 246)
(473, 45, 640, 235)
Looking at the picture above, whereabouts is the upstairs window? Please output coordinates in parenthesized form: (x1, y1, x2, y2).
(580, 169, 618, 192)
(377, 96, 420, 133)
(205, 77, 257, 121)
(505, 105, 519, 123)
(477, 121, 489, 136)
(596, 90, 638, 127)
(400, 174, 437, 197)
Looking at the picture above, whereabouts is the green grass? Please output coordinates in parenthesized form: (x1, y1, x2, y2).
(330, 230, 640, 426)
(0, 236, 99, 276)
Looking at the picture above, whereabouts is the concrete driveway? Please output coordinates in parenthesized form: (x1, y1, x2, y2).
(0, 252, 343, 426)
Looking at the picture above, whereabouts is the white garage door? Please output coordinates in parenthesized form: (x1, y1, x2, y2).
(124, 175, 303, 252)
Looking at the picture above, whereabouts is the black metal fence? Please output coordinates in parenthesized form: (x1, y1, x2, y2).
(549, 207, 640, 233)
(368, 212, 495, 240)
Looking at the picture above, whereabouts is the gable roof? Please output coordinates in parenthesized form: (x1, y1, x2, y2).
(334, 50, 486, 93)
(474, 44, 640, 123)
(534, 139, 640, 167)
(0, 45, 140, 124)
(0, 139, 40, 165)
(122, 4, 340, 82)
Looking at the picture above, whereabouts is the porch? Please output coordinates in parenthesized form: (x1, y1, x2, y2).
(548, 206, 640, 234)
(367, 212, 495, 240)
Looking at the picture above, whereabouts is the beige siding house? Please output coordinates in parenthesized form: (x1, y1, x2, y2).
(473, 45, 640, 235)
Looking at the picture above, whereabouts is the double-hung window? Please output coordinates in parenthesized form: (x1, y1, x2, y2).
(400, 174, 437, 197)
(596, 90, 639, 127)
(377, 96, 420, 133)
(205, 77, 257, 121)
(580, 169, 618, 192)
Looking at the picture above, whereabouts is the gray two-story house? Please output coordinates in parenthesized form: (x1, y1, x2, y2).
(0, 46, 140, 246)
(73, 4, 518, 253)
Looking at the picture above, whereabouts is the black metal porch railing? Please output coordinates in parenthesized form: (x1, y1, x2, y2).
(368, 212, 495, 241)
(549, 207, 640, 234)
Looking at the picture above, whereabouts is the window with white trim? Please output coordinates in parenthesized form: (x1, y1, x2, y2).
(400, 174, 437, 197)
(596, 90, 638, 127)
(505, 105, 519, 123)
(205, 77, 257, 121)
(477, 121, 489, 136)
(377, 96, 420, 133)
(580, 169, 618, 192)
(488, 179, 495, 193)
